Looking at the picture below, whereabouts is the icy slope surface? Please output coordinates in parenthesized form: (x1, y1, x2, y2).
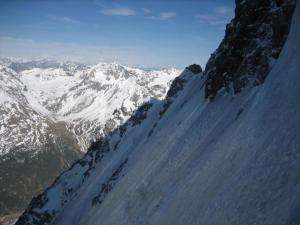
(16, 2, 300, 225)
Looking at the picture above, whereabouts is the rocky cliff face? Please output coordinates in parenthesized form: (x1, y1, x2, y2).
(204, 0, 296, 100)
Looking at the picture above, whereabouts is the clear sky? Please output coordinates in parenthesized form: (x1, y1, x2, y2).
(0, 0, 235, 68)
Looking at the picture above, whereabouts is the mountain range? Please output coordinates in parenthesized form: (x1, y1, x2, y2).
(0, 59, 180, 223)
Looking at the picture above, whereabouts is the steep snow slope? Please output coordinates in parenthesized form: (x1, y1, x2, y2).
(78, 4, 300, 224)
(16, 1, 300, 225)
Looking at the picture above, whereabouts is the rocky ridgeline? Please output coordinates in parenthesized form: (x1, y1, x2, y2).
(204, 0, 296, 100)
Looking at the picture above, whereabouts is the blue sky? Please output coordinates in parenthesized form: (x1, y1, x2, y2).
(0, 0, 235, 68)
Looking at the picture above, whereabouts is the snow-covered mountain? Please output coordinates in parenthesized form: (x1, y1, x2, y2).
(2, 61, 179, 153)
(0, 60, 180, 221)
(15, 0, 299, 225)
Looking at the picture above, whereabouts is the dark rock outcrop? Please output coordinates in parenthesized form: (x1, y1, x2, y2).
(186, 64, 202, 74)
(204, 0, 296, 100)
